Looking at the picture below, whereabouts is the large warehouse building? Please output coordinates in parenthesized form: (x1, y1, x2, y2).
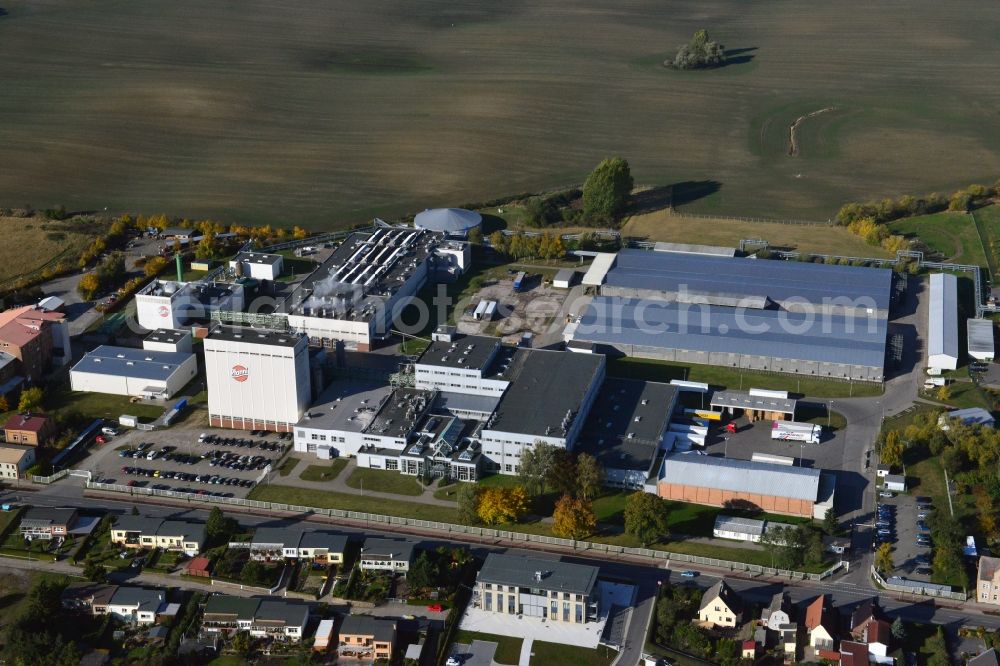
(136, 280, 245, 331)
(928, 273, 959, 370)
(282, 227, 470, 351)
(656, 454, 833, 518)
(566, 249, 893, 381)
(70, 346, 197, 399)
(203, 326, 311, 432)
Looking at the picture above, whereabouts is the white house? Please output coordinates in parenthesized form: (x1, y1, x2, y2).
(107, 587, 166, 625)
(359, 538, 415, 575)
(229, 252, 284, 281)
(762, 591, 793, 631)
(883, 474, 906, 492)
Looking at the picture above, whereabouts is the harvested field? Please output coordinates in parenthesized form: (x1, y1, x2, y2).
(0, 216, 95, 282)
(2, 1, 1000, 227)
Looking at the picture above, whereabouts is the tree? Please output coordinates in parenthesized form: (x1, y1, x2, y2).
(195, 231, 218, 260)
(668, 29, 727, 70)
(131, 505, 140, 516)
(456, 483, 481, 525)
(822, 507, 838, 535)
(82, 560, 107, 583)
(880, 430, 903, 467)
(77, 272, 101, 300)
(552, 494, 597, 540)
(231, 630, 253, 658)
(941, 446, 966, 475)
(476, 486, 529, 525)
(575, 454, 604, 501)
(623, 491, 670, 546)
(144, 256, 169, 277)
(875, 542, 894, 573)
(582, 157, 633, 223)
(547, 450, 577, 497)
(17, 387, 43, 413)
(408, 552, 439, 590)
(891, 617, 907, 641)
(926, 627, 950, 666)
(518, 442, 556, 498)
(936, 385, 952, 402)
(292, 226, 309, 239)
(716, 637, 741, 666)
(205, 506, 236, 547)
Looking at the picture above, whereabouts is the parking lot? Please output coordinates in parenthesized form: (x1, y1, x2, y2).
(881, 492, 936, 581)
(80, 427, 292, 499)
(701, 409, 847, 471)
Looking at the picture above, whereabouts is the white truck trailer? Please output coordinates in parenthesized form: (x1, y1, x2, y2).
(770, 420, 822, 444)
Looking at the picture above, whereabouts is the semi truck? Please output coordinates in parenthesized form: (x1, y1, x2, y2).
(770, 420, 822, 444)
(513, 271, 527, 292)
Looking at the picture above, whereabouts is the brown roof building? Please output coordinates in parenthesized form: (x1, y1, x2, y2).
(0, 306, 68, 381)
(977, 556, 1000, 606)
(3, 413, 55, 447)
(840, 641, 869, 666)
(186, 556, 213, 578)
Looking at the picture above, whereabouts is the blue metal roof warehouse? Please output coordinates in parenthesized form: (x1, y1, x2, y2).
(600, 249, 893, 314)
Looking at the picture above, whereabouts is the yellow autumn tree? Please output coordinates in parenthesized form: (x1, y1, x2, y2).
(293, 226, 309, 240)
(476, 486, 528, 525)
(552, 494, 597, 540)
(77, 273, 101, 300)
(880, 430, 903, 467)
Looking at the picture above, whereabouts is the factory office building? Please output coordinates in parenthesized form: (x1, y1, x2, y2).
(70, 346, 197, 399)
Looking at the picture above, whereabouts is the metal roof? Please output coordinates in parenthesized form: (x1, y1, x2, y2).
(254, 600, 309, 627)
(298, 380, 393, 433)
(928, 273, 958, 361)
(710, 390, 797, 414)
(582, 253, 617, 286)
(232, 251, 282, 266)
(204, 594, 260, 620)
(653, 242, 736, 257)
(71, 345, 195, 381)
(968, 318, 995, 356)
(413, 208, 482, 233)
(207, 325, 303, 348)
(553, 268, 576, 284)
(362, 537, 415, 561)
(604, 249, 893, 311)
(660, 454, 821, 502)
(417, 334, 500, 372)
(573, 297, 887, 368)
(340, 615, 396, 642)
(713, 515, 765, 536)
(433, 391, 501, 415)
(109, 586, 164, 610)
(477, 553, 599, 595)
(144, 328, 189, 345)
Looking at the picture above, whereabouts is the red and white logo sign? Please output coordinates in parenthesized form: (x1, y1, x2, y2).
(157, 305, 169, 318)
(231, 365, 249, 383)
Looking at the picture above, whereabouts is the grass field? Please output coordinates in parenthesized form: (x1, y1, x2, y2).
(889, 211, 988, 266)
(299, 459, 348, 482)
(455, 630, 522, 665)
(529, 641, 617, 666)
(3, 1, 1000, 226)
(621, 211, 890, 257)
(0, 216, 94, 283)
(344, 468, 423, 496)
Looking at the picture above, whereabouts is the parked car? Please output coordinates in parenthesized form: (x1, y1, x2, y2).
(680, 571, 698, 578)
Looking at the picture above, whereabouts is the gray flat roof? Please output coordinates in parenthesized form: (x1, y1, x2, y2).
(554, 268, 576, 283)
(232, 251, 282, 266)
(251, 527, 302, 548)
(486, 349, 605, 439)
(604, 249, 893, 311)
(417, 335, 500, 372)
(367, 388, 435, 439)
(573, 297, 887, 368)
(114, 516, 164, 534)
(710, 390, 797, 414)
(478, 553, 598, 596)
(660, 454, 821, 502)
(653, 242, 737, 257)
(968, 318, 995, 355)
(144, 328, 190, 344)
(714, 515, 765, 536)
(207, 325, 303, 348)
(434, 391, 501, 415)
(71, 345, 194, 381)
(575, 378, 676, 472)
(362, 537, 415, 561)
(298, 380, 393, 433)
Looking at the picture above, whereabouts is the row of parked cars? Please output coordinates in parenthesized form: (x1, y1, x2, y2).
(875, 496, 934, 576)
(206, 449, 273, 471)
(121, 465, 256, 488)
(198, 433, 286, 453)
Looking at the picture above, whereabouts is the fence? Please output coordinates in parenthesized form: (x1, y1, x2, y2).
(28, 469, 72, 484)
(259, 225, 376, 254)
(657, 211, 836, 227)
(83, 480, 843, 581)
(870, 565, 966, 601)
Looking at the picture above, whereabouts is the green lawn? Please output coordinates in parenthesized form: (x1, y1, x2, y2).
(276, 456, 300, 477)
(889, 211, 989, 267)
(248, 484, 461, 523)
(455, 630, 523, 665)
(344, 468, 423, 496)
(530, 641, 617, 666)
(45, 386, 165, 422)
(299, 458, 348, 482)
(607, 357, 882, 398)
(973, 204, 1000, 278)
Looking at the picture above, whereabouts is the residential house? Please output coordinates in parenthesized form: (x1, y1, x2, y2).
(0, 444, 35, 479)
(969, 648, 1000, 666)
(249, 600, 309, 643)
(201, 595, 260, 635)
(780, 624, 799, 659)
(338, 615, 397, 662)
(862, 619, 894, 664)
(762, 591, 793, 631)
(698, 580, 742, 628)
(107, 587, 167, 625)
(805, 595, 838, 650)
(111, 516, 204, 556)
(977, 556, 1000, 606)
(19, 507, 77, 540)
(840, 641, 870, 666)
(236, 528, 347, 566)
(883, 474, 906, 492)
(61, 582, 118, 615)
(473, 553, 600, 625)
(0, 305, 69, 380)
(297, 531, 348, 566)
(742, 640, 758, 659)
(3, 413, 55, 446)
(360, 538, 416, 575)
(849, 598, 882, 637)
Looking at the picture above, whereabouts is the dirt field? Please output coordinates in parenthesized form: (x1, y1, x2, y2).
(0, 216, 95, 282)
(2, 1, 1000, 226)
(620, 210, 891, 257)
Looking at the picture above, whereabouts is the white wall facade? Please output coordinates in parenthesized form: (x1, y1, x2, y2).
(230, 255, 283, 280)
(413, 364, 508, 397)
(70, 354, 197, 398)
(204, 334, 311, 432)
(928, 273, 959, 370)
(136, 291, 188, 331)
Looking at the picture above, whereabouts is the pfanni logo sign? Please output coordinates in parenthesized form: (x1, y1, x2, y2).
(158, 305, 169, 318)
(231, 365, 249, 383)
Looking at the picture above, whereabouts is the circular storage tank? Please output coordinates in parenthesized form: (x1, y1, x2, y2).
(413, 208, 482, 236)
